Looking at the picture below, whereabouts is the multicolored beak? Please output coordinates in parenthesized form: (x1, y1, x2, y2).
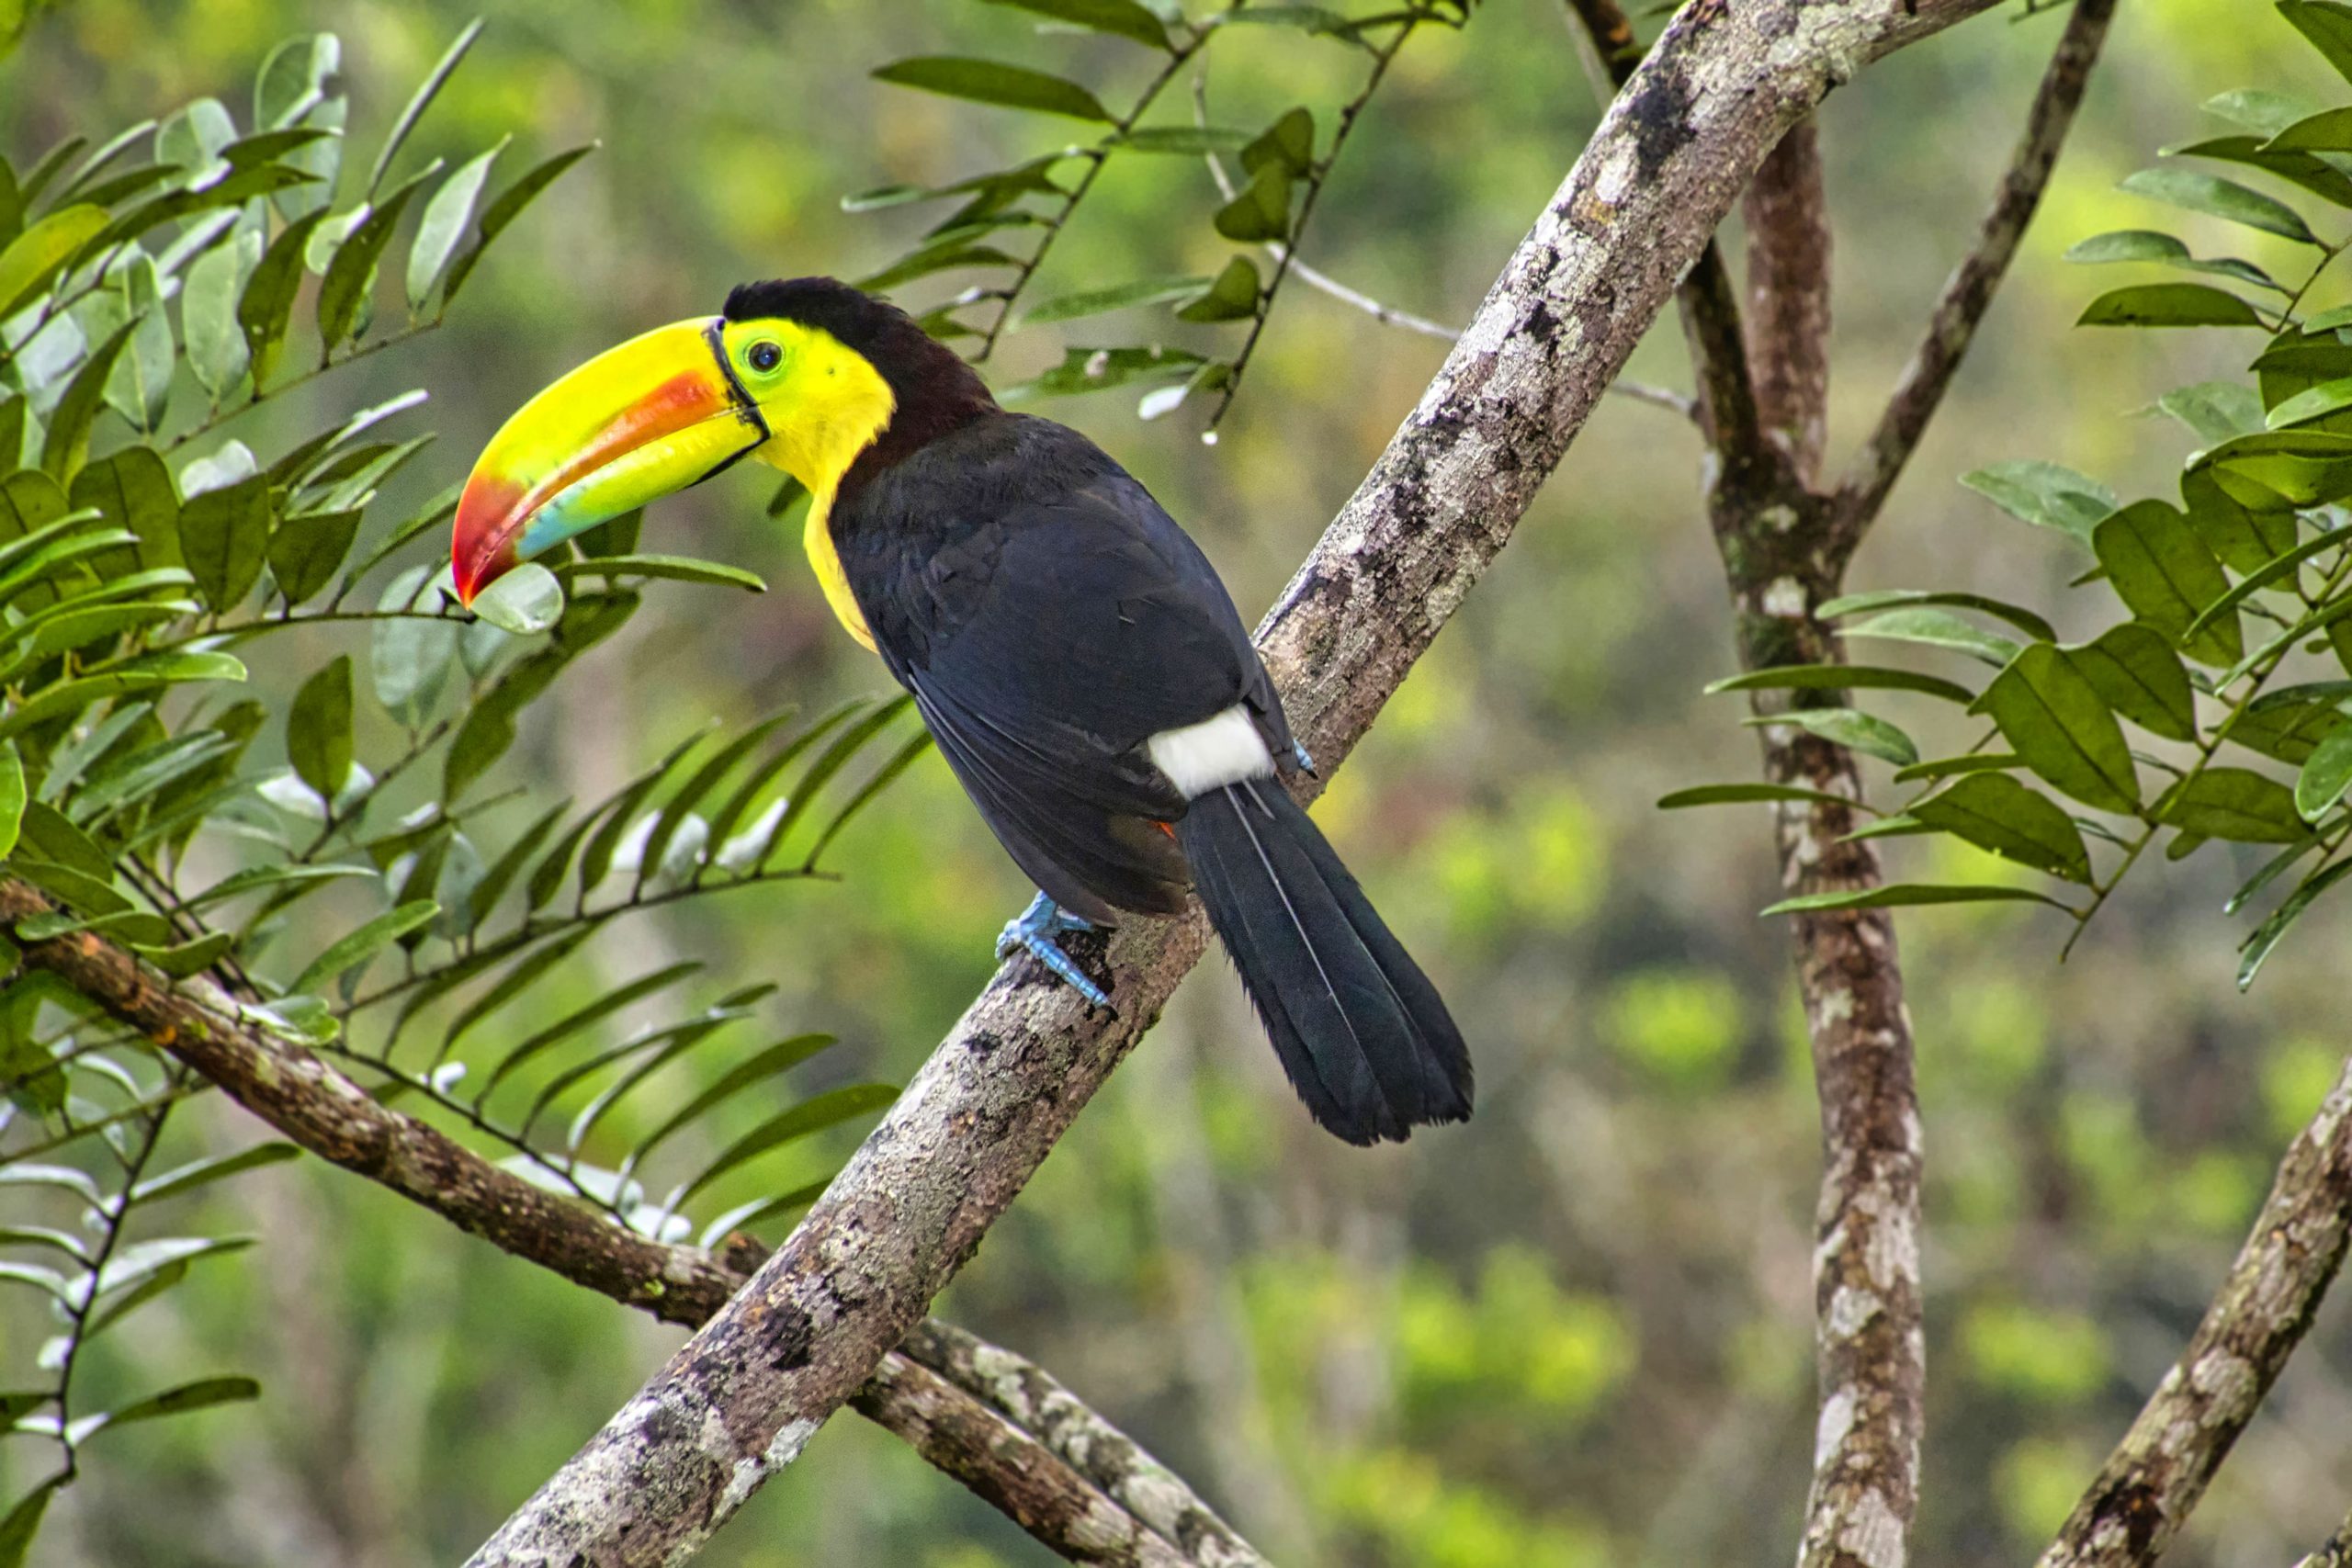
(451, 318, 767, 604)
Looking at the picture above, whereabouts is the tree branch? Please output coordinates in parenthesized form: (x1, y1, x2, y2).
(462, 0, 2005, 1562)
(2299, 1505, 2352, 1568)
(0, 876, 1263, 1568)
(1831, 0, 2117, 547)
(1742, 120, 1832, 485)
(2035, 1057, 2352, 1568)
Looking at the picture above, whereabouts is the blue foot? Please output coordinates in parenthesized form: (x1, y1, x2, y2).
(996, 891, 1109, 1008)
(1291, 739, 1317, 773)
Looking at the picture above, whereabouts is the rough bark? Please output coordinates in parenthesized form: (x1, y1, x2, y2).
(464, 0, 2004, 1562)
(0, 875, 1261, 1568)
(2299, 1506, 2352, 1568)
(1743, 121, 1832, 483)
(2034, 1059, 2352, 1568)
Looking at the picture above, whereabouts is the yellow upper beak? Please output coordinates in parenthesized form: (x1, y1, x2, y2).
(451, 318, 766, 604)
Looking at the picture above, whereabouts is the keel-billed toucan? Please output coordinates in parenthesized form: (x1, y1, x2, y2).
(452, 278, 1471, 1144)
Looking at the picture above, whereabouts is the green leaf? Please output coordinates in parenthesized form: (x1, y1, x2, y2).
(2078, 283, 2267, 329)
(1656, 783, 1871, 812)
(1117, 126, 1253, 154)
(855, 241, 1017, 294)
(1177, 254, 1263, 323)
(0, 746, 20, 863)
(1001, 345, 1205, 400)
(2094, 500, 2240, 665)
(442, 143, 596, 307)
(406, 139, 504, 311)
(1971, 645, 2138, 813)
(870, 57, 1112, 122)
(137, 931, 235, 978)
(2190, 522, 2352, 646)
(0, 203, 107, 319)
(2119, 166, 2319, 244)
(1959, 461, 2116, 545)
(106, 254, 175, 435)
(287, 654, 354, 804)
(1213, 162, 1292, 242)
(185, 862, 371, 912)
(183, 223, 262, 398)
(548, 553, 767, 592)
(469, 561, 563, 635)
(976, 0, 1170, 49)
(1815, 589, 2058, 644)
(267, 506, 364, 607)
(0, 1474, 67, 1568)
(2239, 857, 2352, 988)
(2267, 376, 2352, 429)
(2281, 1, 2352, 87)
(2061, 229, 2283, 292)
(316, 169, 434, 351)
(2157, 380, 2269, 445)
(291, 900, 438, 995)
(1760, 884, 2071, 917)
(40, 320, 137, 482)
(175, 473, 270, 612)
(1892, 752, 2021, 784)
(1242, 107, 1317, 177)
(2204, 88, 2320, 137)
(237, 208, 330, 389)
(129, 1143, 300, 1207)
(673, 1083, 899, 1206)
(84, 1376, 261, 1439)
(71, 446, 179, 572)
(1705, 664, 1974, 705)
(2067, 624, 2197, 743)
(1738, 707, 1917, 767)
(624, 1033, 838, 1176)
(2155, 767, 2308, 842)
(368, 18, 482, 194)
(369, 565, 459, 722)
(2296, 726, 2352, 820)
(1836, 608, 2020, 668)
(1020, 275, 1212, 325)
(1909, 773, 2094, 884)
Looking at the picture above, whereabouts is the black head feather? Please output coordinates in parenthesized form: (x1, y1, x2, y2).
(723, 277, 994, 485)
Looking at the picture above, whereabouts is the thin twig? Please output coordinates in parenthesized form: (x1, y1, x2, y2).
(0, 874, 1267, 1568)
(1831, 0, 2118, 547)
(1193, 71, 1457, 343)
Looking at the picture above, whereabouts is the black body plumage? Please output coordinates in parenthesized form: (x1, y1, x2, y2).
(748, 278, 1472, 1143)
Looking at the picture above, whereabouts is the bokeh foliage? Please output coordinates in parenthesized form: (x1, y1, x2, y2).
(0, 25, 912, 1556)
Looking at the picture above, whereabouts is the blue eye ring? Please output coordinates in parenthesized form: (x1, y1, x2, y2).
(748, 340, 782, 373)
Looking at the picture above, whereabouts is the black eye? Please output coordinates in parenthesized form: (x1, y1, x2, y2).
(748, 341, 782, 373)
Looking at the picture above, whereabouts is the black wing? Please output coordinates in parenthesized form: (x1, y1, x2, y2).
(848, 419, 1290, 921)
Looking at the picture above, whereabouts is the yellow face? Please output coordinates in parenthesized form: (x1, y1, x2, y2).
(713, 318, 898, 499)
(451, 312, 899, 653)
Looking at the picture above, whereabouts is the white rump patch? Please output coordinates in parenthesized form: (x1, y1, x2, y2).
(1147, 705, 1274, 798)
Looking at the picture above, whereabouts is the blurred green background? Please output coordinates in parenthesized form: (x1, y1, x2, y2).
(8, 1, 2351, 1564)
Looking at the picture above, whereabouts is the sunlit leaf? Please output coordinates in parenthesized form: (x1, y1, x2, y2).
(406, 139, 504, 311)
(1910, 773, 2093, 883)
(2155, 767, 2307, 842)
(870, 57, 1113, 121)
(1656, 783, 1871, 812)
(1705, 664, 1974, 704)
(976, 0, 1170, 49)
(1737, 707, 1917, 768)
(2078, 283, 2267, 329)
(1760, 884, 2071, 917)
(1835, 608, 2020, 668)
(442, 143, 595, 306)
(1020, 275, 1211, 325)
(2239, 858, 2352, 988)
(1970, 645, 2138, 813)
(1959, 461, 2115, 545)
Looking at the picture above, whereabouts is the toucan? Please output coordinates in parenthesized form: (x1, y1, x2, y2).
(451, 277, 1471, 1144)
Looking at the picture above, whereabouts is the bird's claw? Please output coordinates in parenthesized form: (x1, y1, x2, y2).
(996, 891, 1109, 1008)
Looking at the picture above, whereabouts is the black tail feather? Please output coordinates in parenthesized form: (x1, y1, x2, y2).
(1177, 778, 1472, 1145)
